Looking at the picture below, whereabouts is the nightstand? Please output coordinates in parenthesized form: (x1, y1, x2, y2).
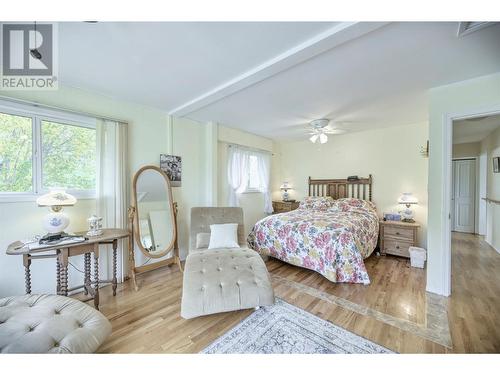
(272, 200, 300, 213)
(379, 220, 419, 258)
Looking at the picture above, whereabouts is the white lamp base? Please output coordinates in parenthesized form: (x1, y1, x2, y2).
(400, 207, 415, 222)
(282, 190, 290, 201)
(42, 211, 70, 234)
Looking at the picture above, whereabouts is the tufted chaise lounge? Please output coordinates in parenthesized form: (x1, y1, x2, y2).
(0, 294, 111, 353)
(181, 207, 274, 319)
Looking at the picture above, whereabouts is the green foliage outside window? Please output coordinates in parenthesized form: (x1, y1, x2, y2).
(0, 111, 96, 193)
(41, 121, 96, 190)
(0, 112, 33, 192)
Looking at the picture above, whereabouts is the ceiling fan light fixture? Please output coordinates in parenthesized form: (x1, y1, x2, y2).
(319, 133, 328, 144)
(309, 134, 319, 143)
(309, 118, 330, 129)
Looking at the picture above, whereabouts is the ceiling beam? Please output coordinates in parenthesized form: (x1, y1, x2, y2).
(168, 22, 389, 117)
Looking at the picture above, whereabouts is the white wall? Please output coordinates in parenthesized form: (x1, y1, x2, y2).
(217, 125, 274, 235)
(480, 125, 500, 252)
(427, 72, 500, 296)
(0, 86, 206, 297)
(452, 142, 481, 158)
(273, 122, 429, 248)
(172, 117, 207, 259)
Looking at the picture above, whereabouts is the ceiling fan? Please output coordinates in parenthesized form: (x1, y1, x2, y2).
(307, 119, 346, 144)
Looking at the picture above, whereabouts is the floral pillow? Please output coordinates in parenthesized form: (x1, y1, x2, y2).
(299, 196, 335, 210)
(334, 198, 376, 212)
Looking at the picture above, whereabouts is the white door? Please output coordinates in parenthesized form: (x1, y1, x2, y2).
(452, 159, 476, 233)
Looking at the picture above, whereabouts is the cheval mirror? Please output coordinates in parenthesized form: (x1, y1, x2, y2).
(128, 165, 182, 291)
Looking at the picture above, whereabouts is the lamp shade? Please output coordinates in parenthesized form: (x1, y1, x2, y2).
(36, 189, 77, 207)
(280, 182, 292, 190)
(398, 192, 418, 205)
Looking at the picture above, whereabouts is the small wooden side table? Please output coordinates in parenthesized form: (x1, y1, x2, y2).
(272, 200, 300, 213)
(6, 229, 130, 310)
(379, 220, 419, 258)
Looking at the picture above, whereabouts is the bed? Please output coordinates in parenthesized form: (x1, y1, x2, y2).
(247, 176, 379, 284)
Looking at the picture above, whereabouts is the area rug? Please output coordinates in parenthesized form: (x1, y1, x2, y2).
(201, 298, 394, 354)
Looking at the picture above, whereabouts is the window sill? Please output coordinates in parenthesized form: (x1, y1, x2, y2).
(0, 191, 96, 203)
(241, 189, 262, 194)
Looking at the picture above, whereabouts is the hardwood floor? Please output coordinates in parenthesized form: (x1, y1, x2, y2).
(447, 232, 500, 353)
(91, 233, 500, 353)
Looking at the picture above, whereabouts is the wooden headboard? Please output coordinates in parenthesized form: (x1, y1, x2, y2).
(308, 175, 373, 201)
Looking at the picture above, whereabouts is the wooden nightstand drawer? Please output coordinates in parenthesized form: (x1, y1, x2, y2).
(272, 201, 300, 213)
(379, 220, 419, 258)
(383, 239, 411, 257)
(384, 226, 413, 240)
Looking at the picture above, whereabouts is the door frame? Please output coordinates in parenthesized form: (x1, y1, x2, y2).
(442, 104, 500, 296)
(451, 157, 477, 233)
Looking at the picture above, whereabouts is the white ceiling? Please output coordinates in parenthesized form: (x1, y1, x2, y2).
(453, 114, 500, 144)
(58, 22, 335, 110)
(57, 22, 500, 140)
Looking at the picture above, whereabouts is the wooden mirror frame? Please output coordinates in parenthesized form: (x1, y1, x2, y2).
(128, 165, 182, 291)
(132, 165, 176, 258)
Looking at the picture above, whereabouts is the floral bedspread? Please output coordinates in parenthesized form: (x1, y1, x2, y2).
(247, 198, 379, 284)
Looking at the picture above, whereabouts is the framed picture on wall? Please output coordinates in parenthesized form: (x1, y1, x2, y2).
(160, 154, 182, 187)
(494, 157, 500, 173)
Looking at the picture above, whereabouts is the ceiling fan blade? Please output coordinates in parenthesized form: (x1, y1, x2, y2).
(324, 129, 347, 135)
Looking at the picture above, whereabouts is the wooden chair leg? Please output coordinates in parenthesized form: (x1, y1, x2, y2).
(56, 258, 61, 294)
(175, 255, 183, 273)
(58, 249, 69, 296)
(23, 255, 31, 295)
(93, 246, 100, 310)
(84, 253, 91, 295)
(112, 239, 118, 296)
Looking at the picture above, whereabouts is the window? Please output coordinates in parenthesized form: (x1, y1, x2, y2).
(245, 155, 262, 192)
(0, 112, 33, 193)
(41, 120, 96, 190)
(227, 145, 272, 213)
(0, 102, 96, 200)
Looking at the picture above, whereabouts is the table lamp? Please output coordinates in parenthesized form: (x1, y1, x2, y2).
(36, 189, 77, 239)
(280, 182, 292, 201)
(398, 192, 418, 222)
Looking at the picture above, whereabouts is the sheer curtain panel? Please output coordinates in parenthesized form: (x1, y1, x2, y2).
(96, 119, 128, 282)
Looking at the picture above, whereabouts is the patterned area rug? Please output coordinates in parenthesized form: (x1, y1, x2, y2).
(201, 298, 394, 354)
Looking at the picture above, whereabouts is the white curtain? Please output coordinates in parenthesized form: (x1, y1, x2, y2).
(227, 144, 273, 214)
(254, 150, 273, 214)
(96, 119, 128, 282)
(227, 145, 250, 207)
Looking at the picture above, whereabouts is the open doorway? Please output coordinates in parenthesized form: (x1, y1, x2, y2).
(441, 103, 500, 297)
(448, 114, 500, 298)
(447, 113, 500, 331)
(452, 115, 500, 237)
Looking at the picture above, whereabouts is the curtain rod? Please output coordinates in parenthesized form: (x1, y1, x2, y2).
(226, 142, 274, 156)
(0, 95, 128, 124)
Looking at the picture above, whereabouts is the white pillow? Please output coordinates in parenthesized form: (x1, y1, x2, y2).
(196, 233, 211, 249)
(208, 223, 240, 249)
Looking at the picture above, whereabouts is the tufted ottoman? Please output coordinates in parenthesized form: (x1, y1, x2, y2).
(181, 247, 274, 319)
(0, 294, 111, 353)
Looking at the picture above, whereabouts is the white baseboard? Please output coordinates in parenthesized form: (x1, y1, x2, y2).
(485, 238, 500, 254)
(426, 282, 450, 297)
